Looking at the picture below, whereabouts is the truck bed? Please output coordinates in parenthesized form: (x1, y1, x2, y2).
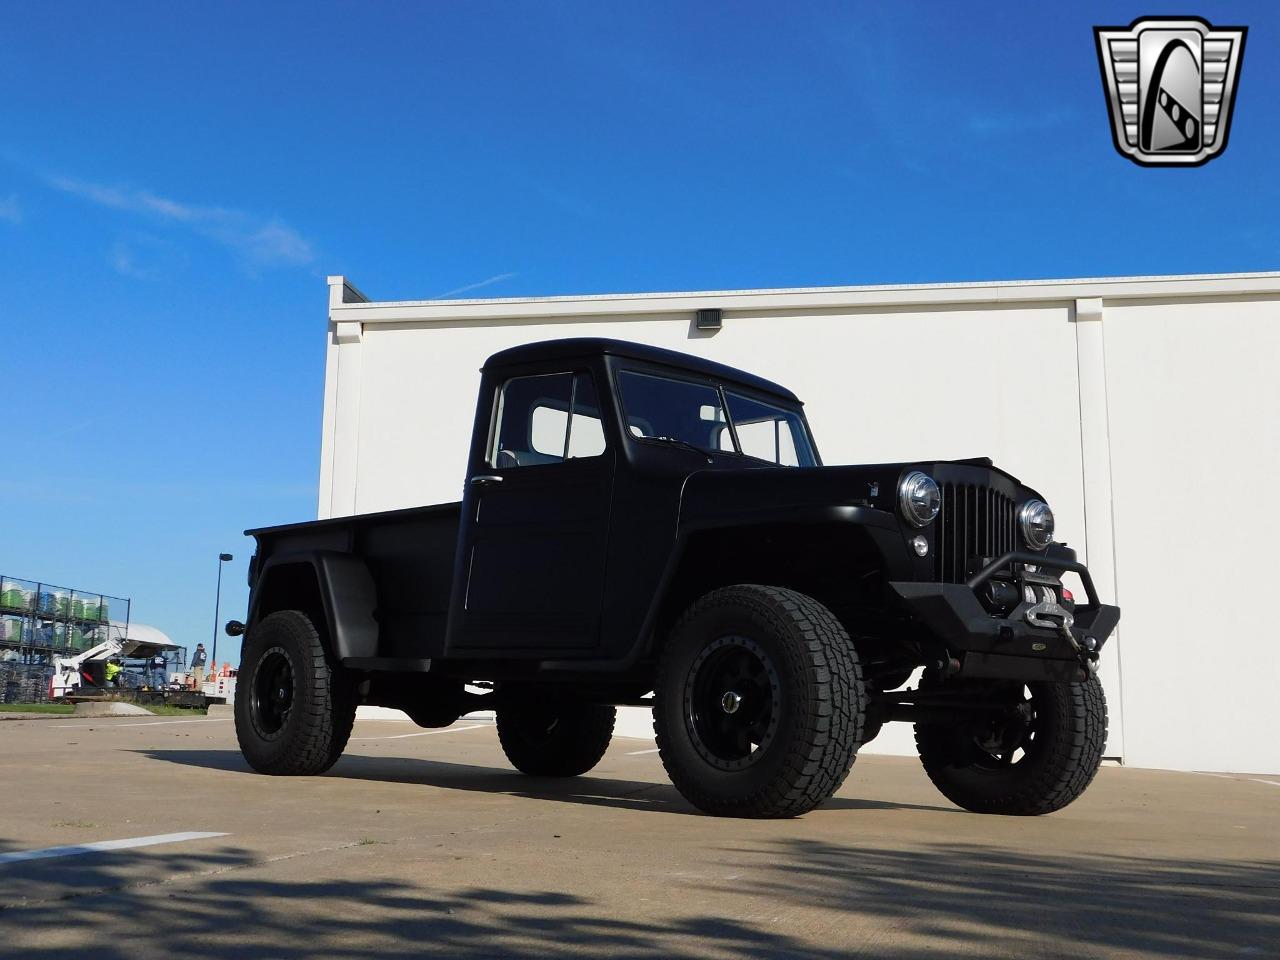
(246, 501, 462, 538)
(250, 502, 462, 661)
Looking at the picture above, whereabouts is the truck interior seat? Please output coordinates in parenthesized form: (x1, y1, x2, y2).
(497, 449, 565, 468)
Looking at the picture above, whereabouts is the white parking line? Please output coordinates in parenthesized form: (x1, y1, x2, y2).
(625, 747, 661, 756)
(1191, 771, 1280, 787)
(349, 724, 490, 742)
(0, 832, 229, 866)
(50, 718, 231, 729)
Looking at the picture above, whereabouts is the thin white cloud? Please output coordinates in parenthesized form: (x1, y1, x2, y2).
(110, 240, 147, 278)
(109, 238, 165, 280)
(46, 174, 231, 223)
(107, 232, 187, 280)
(0, 194, 20, 224)
(45, 174, 314, 269)
(241, 221, 314, 267)
(436, 272, 518, 299)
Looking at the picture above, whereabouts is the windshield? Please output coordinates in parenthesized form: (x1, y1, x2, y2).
(616, 369, 818, 467)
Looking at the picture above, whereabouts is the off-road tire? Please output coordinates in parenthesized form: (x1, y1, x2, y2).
(496, 703, 617, 777)
(914, 673, 1107, 815)
(654, 584, 865, 818)
(235, 610, 356, 776)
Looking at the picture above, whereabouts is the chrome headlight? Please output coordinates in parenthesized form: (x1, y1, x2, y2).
(1019, 499, 1055, 551)
(898, 471, 940, 527)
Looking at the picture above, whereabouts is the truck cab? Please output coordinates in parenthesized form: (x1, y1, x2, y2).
(234, 338, 1119, 818)
(450, 339, 824, 661)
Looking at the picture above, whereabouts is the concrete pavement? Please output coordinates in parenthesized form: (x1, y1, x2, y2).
(0, 714, 1275, 958)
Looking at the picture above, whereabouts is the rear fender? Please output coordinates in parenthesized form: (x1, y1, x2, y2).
(248, 551, 378, 660)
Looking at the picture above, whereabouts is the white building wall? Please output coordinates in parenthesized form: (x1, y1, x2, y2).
(319, 273, 1280, 774)
(1102, 296, 1280, 772)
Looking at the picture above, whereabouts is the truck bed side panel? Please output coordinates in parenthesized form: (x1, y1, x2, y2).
(253, 503, 461, 661)
(360, 509, 460, 659)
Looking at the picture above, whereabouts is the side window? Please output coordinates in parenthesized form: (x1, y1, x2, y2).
(490, 372, 606, 468)
(719, 419, 801, 466)
(720, 392, 809, 466)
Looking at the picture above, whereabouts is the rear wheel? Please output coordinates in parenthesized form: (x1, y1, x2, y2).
(914, 673, 1107, 815)
(654, 584, 865, 818)
(235, 610, 356, 776)
(496, 702, 616, 777)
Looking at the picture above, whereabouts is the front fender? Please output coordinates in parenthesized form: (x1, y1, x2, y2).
(681, 502, 900, 534)
(636, 504, 906, 650)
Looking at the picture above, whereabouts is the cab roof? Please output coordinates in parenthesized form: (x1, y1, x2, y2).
(482, 338, 800, 404)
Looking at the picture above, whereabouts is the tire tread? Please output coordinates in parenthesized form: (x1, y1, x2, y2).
(497, 704, 616, 777)
(914, 674, 1107, 815)
(235, 610, 355, 776)
(654, 584, 865, 818)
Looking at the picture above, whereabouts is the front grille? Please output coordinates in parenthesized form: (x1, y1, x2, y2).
(935, 483, 1017, 583)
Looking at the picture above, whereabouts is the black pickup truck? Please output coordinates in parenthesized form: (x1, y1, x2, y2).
(232, 338, 1118, 818)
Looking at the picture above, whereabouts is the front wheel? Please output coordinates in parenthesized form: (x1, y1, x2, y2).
(235, 610, 356, 776)
(914, 673, 1107, 815)
(654, 584, 866, 818)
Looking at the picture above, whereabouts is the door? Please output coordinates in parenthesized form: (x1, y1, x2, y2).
(451, 370, 613, 652)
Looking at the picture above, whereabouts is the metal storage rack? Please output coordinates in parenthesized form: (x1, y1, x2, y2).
(0, 575, 132, 702)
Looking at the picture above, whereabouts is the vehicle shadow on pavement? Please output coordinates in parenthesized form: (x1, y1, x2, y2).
(135, 749, 956, 816)
(0, 833, 851, 960)
(723, 837, 1280, 959)
(1, 833, 1275, 959)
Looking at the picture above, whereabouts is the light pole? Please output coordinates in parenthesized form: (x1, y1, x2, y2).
(211, 552, 233, 673)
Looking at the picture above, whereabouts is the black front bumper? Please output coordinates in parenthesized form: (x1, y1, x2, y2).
(890, 550, 1121, 683)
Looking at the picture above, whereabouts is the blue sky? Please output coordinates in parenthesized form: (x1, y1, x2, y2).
(1, 1, 1275, 664)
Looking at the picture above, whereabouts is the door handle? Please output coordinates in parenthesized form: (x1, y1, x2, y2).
(471, 475, 504, 485)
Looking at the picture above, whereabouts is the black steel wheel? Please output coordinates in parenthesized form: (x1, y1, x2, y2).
(914, 673, 1107, 815)
(249, 647, 294, 737)
(654, 584, 865, 818)
(496, 702, 616, 777)
(685, 636, 781, 771)
(235, 610, 355, 776)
